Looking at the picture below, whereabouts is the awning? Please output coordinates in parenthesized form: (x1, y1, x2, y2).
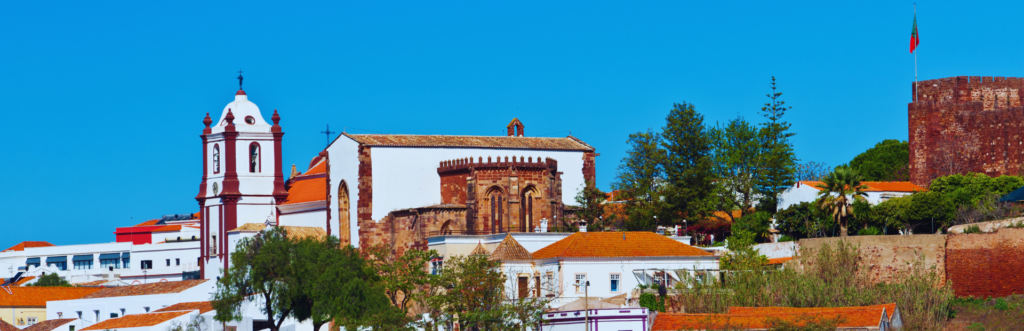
(26, 257, 40, 264)
(73, 255, 93, 262)
(99, 253, 121, 260)
(121, 252, 130, 258)
(1001, 185, 1024, 202)
(46, 256, 67, 263)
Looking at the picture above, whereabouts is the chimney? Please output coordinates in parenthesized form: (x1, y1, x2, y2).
(579, 220, 588, 233)
(507, 118, 525, 137)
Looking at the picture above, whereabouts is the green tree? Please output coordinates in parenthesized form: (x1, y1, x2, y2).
(720, 229, 768, 270)
(873, 195, 911, 233)
(421, 254, 518, 331)
(905, 191, 954, 234)
(291, 236, 395, 331)
(776, 201, 833, 239)
(848, 140, 910, 181)
(816, 166, 868, 237)
(708, 117, 764, 222)
(362, 244, 433, 320)
(31, 273, 71, 287)
(660, 102, 715, 225)
(573, 180, 607, 230)
(611, 130, 668, 230)
(756, 77, 798, 213)
(730, 211, 771, 242)
(213, 227, 300, 331)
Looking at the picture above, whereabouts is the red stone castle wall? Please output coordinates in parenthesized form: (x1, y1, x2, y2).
(946, 228, 1024, 298)
(909, 76, 1024, 186)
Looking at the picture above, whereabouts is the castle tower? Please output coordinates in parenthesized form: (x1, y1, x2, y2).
(196, 86, 286, 279)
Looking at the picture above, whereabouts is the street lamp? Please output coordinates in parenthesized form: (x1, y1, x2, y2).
(575, 279, 592, 331)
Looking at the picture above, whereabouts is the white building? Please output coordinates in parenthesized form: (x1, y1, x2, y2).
(0, 239, 200, 285)
(539, 307, 651, 331)
(778, 181, 926, 211)
(46, 280, 214, 329)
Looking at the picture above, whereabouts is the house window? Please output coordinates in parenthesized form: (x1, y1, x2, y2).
(48, 262, 67, 271)
(213, 144, 221, 174)
(535, 276, 541, 297)
(144, 307, 150, 313)
(100, 258, 119, 269)
(73, 260, 93, 270)
(211, 236, 218, 254)
(166, 259, 171, 267)
(430, 259, 443, 275)
(141, 260, 153, 270)
(110, 313, 118, 318)
(122, 257, 130, 269)
(610, 274, 620, 292)
(176, 258, 180, 266)
(120, 309, 125, 316)
(249, 143, 260, 173)
(27, 317, 36, 325)
(94, 310, 99, 322)
(574, 274, 587, 293)
(70, 326, 75, 331)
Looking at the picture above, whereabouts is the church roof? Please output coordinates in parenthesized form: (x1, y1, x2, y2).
(470, 242, 489, 256)
(341, 133, 594, 151)
(280, 177, 327, 205)
(489, 235, 533, 261)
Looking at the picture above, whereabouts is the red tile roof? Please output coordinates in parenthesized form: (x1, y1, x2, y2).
(654, 305, 891, 330)
(281, 176, 327, 205)
(0, 287, 102, 307)
(152, 225, 183, 232)
(766, 257, 794, 265)
(13, 276, 36, 286)
(80, 311, 192, 331)
(343, 133, 594, 151)
(799, 181, 926, 193)
(489, 235, 532, 261)
(728, 303, 898, 321)
(82, 280, 208, 298)
(22, 319, 76, 331)
(2, 241, 55, 252)
(304, 158, 327, 175)
(0, 319, 17, 331)
(155, 301, 215, 314)
(135, 220, 161, 226)
(531, 232, 713, 259)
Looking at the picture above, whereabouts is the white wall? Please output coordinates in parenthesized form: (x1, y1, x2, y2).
(325, 137, 360, 245)
(778, 184, 822, 211)
(0, 241, 200, 284)
(550, 257, 719, 301)
(46, 281, 215, 329)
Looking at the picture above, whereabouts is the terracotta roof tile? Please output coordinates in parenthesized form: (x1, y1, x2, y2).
(654, 307, 889, 330)
(80, 311, 192, 331)
(82, 280, 208, 299)
(728, 303, 897, 322)
(281, 177, 327, 205)
(229, 223, 267, 232)
(303, 158, 327, 176)
(489, 235, 532, 261)
(0, 319, 17, 331)
(766, 257, 794, 265)
(0, 287, 101, 307)
(532, 232, 713, 259)
(155, 301, 215, 314)
(800, 181, 926, 193)
(152, 225, 183, 232)
(470, 242, 489, 256)
(343, 133, 594, 151)
(135, 220, 161, 227)
(2, 241, 55, 252)
(281, 226, 327, 240)
(22, 319, 76, 331)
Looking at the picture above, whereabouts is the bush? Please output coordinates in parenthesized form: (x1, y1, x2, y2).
(778, 235, 794, 242)
(30, 273, 70, 287)
(857, 227, 881, 236)
(964, 225, 982, 234)
(638, 292, 665, 312)
(671, 241, 953, 330)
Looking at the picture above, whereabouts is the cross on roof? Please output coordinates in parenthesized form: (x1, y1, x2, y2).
(237, 69, 244, 90)
(321, 124, 336, 147)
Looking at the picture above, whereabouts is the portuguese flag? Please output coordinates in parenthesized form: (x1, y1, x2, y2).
(910, 13, 920, 53)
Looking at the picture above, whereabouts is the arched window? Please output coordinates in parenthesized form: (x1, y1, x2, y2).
(249, 143, 260, 173)
(521, 186, 538, 232)
(213, 144, 221, 174)
(338, 181, 350, 246)
(487, 187, 504, 234)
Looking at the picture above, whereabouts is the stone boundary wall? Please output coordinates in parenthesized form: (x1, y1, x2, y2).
(946, 228, 1024, 298)
(799, 235, 947, 284)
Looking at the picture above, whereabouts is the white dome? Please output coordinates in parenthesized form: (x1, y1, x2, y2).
(211, 90, 271, 134)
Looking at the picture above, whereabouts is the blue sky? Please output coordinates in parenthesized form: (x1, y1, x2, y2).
(2, 1, 1023, 248)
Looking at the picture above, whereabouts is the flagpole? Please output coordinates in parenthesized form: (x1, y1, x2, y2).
(914, 3, 918, 103)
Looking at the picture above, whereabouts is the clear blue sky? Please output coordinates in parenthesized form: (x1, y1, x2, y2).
(2, 1, 1022, 248)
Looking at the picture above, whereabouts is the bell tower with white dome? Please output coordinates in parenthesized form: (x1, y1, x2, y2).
(196, 76, 287, 279)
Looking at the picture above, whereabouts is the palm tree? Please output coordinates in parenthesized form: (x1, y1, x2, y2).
(815, 166, 868, 237)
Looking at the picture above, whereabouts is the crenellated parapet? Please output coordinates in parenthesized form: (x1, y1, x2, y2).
(437, 155, 557, 174)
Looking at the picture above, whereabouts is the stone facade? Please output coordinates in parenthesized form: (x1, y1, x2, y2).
(361, 156, 569, 255)
(908, 76, 1024, 186)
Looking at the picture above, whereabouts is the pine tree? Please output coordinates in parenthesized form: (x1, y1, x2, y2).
(660, 102, 715, 225)
(756, 77, 797, 213)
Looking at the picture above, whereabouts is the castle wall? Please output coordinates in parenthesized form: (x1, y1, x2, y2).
(908, 76, 1024, 186)
(361, 207, 467, 256)
(946, 228, 1024, 298)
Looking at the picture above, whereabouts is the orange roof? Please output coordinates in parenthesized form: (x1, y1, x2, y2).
(80, 311, 192, 331)
(2, 241, 55, 252)
(281, 176, 327, 205)
(155, 301, 215, 314)
(653, 307, 889, 330)
(22, 319, 76, 331)
(134, 220, 161, 227)
(766, 257, 794, 265)
(230, 223, 267, 232)
(532, 232, 713, 259)
(152, 225, 183, 232)
(799, 181, 925, 193)
(82, 280, 208, 298)
(304, 157, 327, 176)
(728, 303, 898, 321)
(343, 133, 594, 151)
(0, 287, 102, 307)
(489, 235, 532, 261)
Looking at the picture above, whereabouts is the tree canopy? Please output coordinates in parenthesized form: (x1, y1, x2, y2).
(848, 140, 910, 181)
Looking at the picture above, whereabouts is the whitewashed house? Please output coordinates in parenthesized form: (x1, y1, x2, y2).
(778, 181, 926, 211)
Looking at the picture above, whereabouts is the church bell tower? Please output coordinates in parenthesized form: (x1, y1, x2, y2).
(196, 74, 287, 279)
